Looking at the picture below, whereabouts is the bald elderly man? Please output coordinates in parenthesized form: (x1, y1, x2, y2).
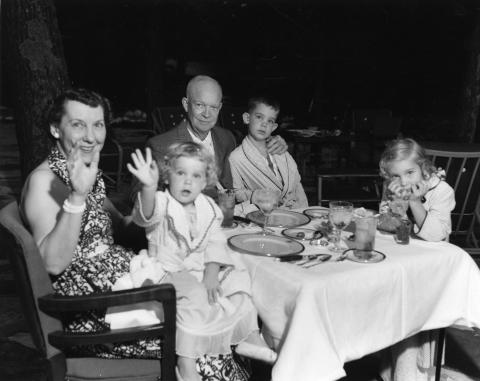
(145, 75, 287, 198)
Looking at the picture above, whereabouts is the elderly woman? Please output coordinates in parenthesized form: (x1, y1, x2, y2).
(20, 88, 251, 379)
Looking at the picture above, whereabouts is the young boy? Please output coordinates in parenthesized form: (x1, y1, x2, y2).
(229, 95, 308, 216)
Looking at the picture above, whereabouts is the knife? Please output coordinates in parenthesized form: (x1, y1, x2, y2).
(278, 254, 304, 262)
(302, 254, 332, 268)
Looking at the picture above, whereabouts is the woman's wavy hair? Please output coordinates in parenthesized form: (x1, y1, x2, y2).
(379, 138, 436, 180)
(160, 142, 218, 187)
(47, 88, 112, 137)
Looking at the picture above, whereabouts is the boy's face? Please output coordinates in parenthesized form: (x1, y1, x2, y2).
(243, 103, 279, 142)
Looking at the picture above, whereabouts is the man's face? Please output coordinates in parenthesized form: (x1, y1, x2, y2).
(182, 81, 222, 138)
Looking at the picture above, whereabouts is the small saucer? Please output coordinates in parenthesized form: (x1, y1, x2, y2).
(222, 221, 239, 229)
(344, 248, 386, 263)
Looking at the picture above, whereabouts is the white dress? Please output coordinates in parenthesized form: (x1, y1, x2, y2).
(413, 175, 455, 242)
(132, 190, 258, 358)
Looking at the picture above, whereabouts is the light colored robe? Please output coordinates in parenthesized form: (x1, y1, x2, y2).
(132, 190, 257, 358)
(229, 135, 308, 216)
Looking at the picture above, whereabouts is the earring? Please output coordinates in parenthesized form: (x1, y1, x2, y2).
(52, 132, 59, 138)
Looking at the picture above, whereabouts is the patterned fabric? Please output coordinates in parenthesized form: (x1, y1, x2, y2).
(48, 147, 161, 359)
(197, 352, 251, 381)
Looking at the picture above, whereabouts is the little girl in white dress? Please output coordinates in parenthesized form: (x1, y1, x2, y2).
(378, 138, 455, 381)
(127, 142, 276, 381)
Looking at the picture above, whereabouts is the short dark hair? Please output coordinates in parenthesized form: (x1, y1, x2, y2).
(47, 88, 112, 128)
(247, 95, 280, 114)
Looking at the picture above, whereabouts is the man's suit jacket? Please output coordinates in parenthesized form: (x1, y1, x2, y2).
(146, 119, 237, 192)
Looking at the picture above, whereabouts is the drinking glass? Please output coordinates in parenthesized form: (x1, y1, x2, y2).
(252, 189, 281, 235)
(218, 189, 236, 228)
(328, 201, 354, 253)
(354, 212, 379, 260)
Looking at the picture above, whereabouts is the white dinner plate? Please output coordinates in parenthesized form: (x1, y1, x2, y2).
(344, 249, 386, 263)
(228, 233, 305, 257)
(281, 228, 322, 241)
(246, 209, 310, 228)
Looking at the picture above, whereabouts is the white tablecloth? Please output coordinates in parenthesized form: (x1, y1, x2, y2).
(226, 214, 480, 381)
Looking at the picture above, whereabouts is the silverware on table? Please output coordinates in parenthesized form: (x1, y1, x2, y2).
(302, 254, 332, 268)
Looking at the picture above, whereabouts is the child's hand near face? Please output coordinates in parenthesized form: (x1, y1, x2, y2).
(203, 262, 222, 304)
(127, 148, 159, 189)
(409, 180, 429, 202)
(387, 178, 410, 199)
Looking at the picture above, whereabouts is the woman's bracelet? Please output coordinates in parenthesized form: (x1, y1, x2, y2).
(63, 199, 86, 214)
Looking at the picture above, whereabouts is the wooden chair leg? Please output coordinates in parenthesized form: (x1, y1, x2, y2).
(434, 328, 445, 381)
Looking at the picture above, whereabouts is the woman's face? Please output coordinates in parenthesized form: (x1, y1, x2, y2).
(51, 100, 106, 164)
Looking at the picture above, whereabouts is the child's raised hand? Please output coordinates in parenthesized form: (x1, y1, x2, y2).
(410, 180, 429, 201)
(127, 148, 159, 188)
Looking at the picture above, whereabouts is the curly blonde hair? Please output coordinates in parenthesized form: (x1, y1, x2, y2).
(379, 138, 436, 180)
(160, 142, 218, 187)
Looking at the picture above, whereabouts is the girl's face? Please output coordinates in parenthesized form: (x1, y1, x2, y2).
(51, 100, 106, 164)
(387, 156, 423, 187)
(167, 156, 207, 206)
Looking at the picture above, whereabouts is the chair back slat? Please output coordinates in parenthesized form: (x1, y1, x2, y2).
(150, 107, 185, 134)
(0, 201, 62, 359)
(424, 148, 480, 244)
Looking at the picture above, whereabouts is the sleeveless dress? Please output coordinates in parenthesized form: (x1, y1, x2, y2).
(48, 148, 250, 379)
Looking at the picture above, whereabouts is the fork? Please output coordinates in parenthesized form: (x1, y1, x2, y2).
(302, 255, 331, 268)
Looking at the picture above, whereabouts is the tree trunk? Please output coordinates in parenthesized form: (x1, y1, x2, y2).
(459, 11, 480, 143)
(3, 0, 70, 180)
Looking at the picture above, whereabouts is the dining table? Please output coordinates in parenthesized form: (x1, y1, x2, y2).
(224, 207, 480, 381)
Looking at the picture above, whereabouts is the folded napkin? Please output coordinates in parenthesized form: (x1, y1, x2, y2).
(105, 250, 166, 329)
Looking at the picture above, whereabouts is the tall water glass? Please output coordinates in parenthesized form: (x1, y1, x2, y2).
(218, 189, 236, 228)
(252, 189, 281, 235)
(328, 201, 354, 252)
(354, 212, 379, 260)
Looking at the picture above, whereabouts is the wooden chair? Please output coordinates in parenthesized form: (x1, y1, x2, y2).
(317, 169, 382, 208)
(424, 146, 480, 246)
(100, 136, 124, 192)
(0, 201, 176, 381)
(149, 107, 185, 134)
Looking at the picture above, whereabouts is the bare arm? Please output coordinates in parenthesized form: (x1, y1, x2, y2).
(22, 146, 100, 275)
(22, 169, 83, 274)
(127, 148, 159, 219)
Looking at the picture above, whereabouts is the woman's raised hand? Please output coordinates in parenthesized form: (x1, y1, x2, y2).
(127, 148, 159, 188)
(67, 142, 100, 198)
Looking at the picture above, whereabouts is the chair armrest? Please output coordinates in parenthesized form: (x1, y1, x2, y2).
(39, 284, 175, 312)
(38, 284, 176, 348)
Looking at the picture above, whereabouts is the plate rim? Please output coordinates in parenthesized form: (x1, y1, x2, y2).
(343, 248, 386, 263)
(303, 207, 329, 218)
(246, 209, 311, 228)
(281, 227, 322, 241)
(227, 233, 305, 257)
